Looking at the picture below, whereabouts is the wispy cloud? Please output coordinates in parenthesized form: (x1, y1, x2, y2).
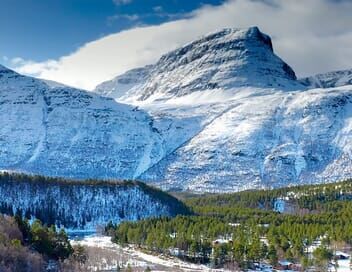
(107, 9, 188, 27)
(153, 6, 163, 12)
(9, 0, 352, 90)
(107, 13, 140, 25)
(112, 0, 133, 5)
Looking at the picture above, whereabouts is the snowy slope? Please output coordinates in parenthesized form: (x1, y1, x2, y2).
(0, 65, 164, 179)
(299, 69, 352, 88)
(140, 86, 352, 192)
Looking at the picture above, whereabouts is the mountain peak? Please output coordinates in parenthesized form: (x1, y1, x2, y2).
(95, 27, 302, 102)
(165, 26, 274, 61)
(151, 26, 298, 90)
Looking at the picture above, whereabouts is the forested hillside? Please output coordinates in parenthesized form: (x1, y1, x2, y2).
(0, 172, 190, 230)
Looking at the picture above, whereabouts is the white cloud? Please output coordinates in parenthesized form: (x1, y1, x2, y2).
(12, 58, 59, 77)
(9, 0, 352, 90)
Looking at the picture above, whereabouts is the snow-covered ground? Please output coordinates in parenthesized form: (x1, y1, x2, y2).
(336, 259, 351, 272)
(71, 235, 228, 271)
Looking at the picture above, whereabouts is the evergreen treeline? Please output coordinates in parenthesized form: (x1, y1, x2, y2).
(14, 214, 73, 260)
(109, 180, 352, 269)
(184, 179, 352, 210)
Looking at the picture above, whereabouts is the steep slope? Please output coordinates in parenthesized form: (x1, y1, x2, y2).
(95, 27, 302, 103)
(0, 65, 164, 179)
(0, 173, 190, 230)
(299, 69, 352, 88)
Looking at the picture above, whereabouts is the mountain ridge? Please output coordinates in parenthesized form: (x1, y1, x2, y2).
(299, 68, 352, 88)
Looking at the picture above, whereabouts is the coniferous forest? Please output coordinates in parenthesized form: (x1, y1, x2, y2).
(108, 180, 352, 270)
(0, 172, 190, 229)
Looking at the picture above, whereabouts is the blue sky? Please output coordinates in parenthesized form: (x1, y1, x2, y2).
(0, 0, 223, 61)
(2, 0, 352, 90)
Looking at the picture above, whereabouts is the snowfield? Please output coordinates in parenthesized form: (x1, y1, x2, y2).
(139, 86, 352, 192)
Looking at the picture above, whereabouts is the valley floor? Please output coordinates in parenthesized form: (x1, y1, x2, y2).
(70, 235, 351, 272)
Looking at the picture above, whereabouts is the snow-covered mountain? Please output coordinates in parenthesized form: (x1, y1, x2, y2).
(2, 26, 352, 193)
(93, 27, 352, 192)
(0, 64, 163, 180)
(299, 69, 352, 88)
(0, 173, 189, 230)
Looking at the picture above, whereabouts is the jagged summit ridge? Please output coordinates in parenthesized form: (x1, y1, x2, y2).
(95, 27, 302, 102)
(299, 68, 352, 88)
